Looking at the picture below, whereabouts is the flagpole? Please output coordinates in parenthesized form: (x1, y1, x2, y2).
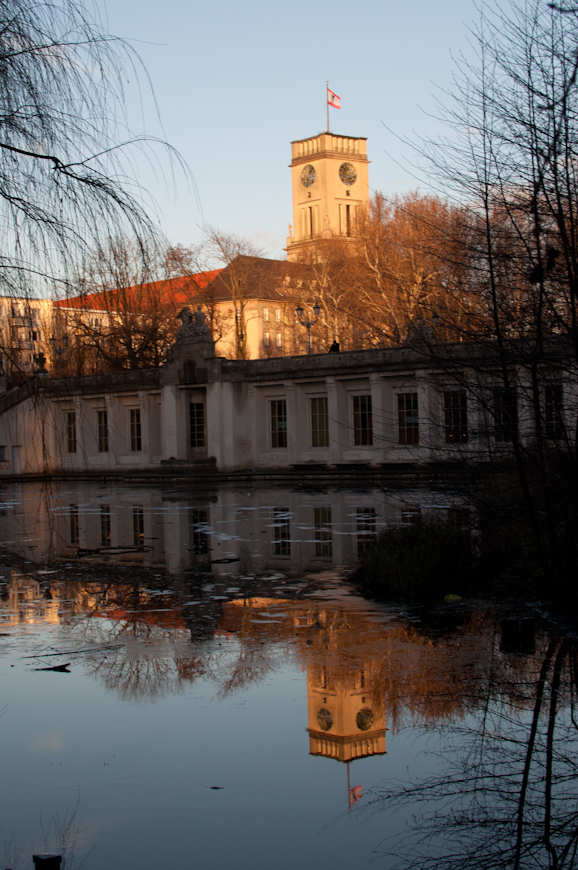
(326, 80, 329, 133)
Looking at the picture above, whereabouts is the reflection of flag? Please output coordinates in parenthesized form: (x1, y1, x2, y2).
(327, 88, 341, 109)
(349, 785, 363, 807)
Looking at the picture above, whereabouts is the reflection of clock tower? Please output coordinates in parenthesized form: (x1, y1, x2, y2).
(306, 663, 386, 763)
(286, 132, 370, 262)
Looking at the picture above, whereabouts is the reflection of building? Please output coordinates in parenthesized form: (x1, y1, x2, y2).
(307, 666, 386, 763)
(0, 480, 467, 574)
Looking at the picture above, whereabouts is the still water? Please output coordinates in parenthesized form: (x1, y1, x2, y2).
(0, 481, 576, 870)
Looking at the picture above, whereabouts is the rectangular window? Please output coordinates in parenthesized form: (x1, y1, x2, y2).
(274, 308, 281, 323)
(129, 408, 142, 452)
(356, 507, 376, 554)
(69, 505, 79, 545)
(97, 410, 108, 453)
(0, 446, 5, 461)
(494, 388, 518, 443)
(353, 395, 373, 445)
(314, 507, 332, 557)
(346, 204, 351, 237)
(263, 331, 270, 347)
(66, 411, 77, 453)
(397, 393, 419, 445)
(400, 506, 421, 525)
(272, 507, 291, 556)
(444, 391, 468, 443)
(311, 397, 329, 447)
(132, 507, 144, 548)
(308, 206, 313, 238)
(191, 509, 209, 555)
(270, 399, 287, 448)
(263, 307, 269, 322)
(275, 332, 282, 348)
(100, 505, 111, 547)
(190, 402, 205, 448)
(545, 385, 564, 440)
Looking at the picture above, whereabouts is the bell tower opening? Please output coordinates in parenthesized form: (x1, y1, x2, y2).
(286, 132, 370, 261)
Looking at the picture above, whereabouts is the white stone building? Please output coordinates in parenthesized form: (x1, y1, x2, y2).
(0, 307, 573, 478)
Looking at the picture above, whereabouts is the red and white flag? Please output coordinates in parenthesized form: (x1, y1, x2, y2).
(327, 88, 341, 110)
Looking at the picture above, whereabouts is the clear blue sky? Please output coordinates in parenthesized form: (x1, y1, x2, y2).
(104, 0, 482, 258)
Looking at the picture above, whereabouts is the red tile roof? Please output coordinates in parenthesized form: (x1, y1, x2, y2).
(53, 270, 223, 312)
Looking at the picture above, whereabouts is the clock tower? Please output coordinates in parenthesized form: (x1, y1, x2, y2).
(286, 132, 370, 262)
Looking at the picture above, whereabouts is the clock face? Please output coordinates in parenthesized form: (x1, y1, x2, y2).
(317, 708, 333, 731)
(339, 162, 357, 186)
(301, 164, 316, 187)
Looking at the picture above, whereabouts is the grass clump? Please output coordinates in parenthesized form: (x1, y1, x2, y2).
(355, 519, 478, 601)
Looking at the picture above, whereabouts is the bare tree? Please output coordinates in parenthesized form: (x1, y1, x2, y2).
(200, 226, 267, 359)
(0, 0, 184, 301)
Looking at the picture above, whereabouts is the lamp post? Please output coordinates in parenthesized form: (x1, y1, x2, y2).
(295, 302, 320, 355)
(49, 334, 68, 378)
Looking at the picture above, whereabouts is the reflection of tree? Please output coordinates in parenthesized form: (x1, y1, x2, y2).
(210, 641, 275, 700)
(370, 637, 578, 870)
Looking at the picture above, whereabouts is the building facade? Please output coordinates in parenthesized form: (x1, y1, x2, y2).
(0, 310, 573, 477)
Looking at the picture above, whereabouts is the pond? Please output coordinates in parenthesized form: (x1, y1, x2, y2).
(0, 481, 575, 870)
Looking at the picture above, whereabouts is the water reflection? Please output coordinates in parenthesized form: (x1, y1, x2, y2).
(0, 479, 470, 575)
(0, 481, 576, 868)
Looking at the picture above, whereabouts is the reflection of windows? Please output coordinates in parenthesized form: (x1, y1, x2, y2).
(356, 507, 376, 553)
(448, 508, 470, 530)
(97, 410, 108, 453)
(66, 411, 77, 453)
(397, 393, 419, 445)
(494, 388, 518, 442)
(272, 507, 291, 556)
(129, 408, 141, 452)
(353, 395, 373, 445)
(190, 403, 205, 448)
(275, 332, 282, 348)
(263, 331, 270, 347)
(314, 507, 332, 557)
(545, 385, 564, 440)
(100, 505, 111, 547)
(263, 307, 269, 322)
(274, 308, 281, 323)
(132, 507, 144, 547)
(270, 400, 287, 448)
(69, 505, 79, 545)
(191, 509, 209, 555)
(444, 391, 468, 443)
(311, 397, 329, 447)
(400, 506, 421, 525)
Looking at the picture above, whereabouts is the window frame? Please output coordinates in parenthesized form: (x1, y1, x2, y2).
(310, 396, 329, 448)
(352, 394, 373, 446)
(97, 409, 109, 453)
(397, 392, 419, 445)
(270, 399, 287, 449)
(272, 507, 291, 556)
(493, 388, 518, 443)
(189, 402, 205, 448)
(444, 390, 468, 444)
(66, 411, 77, 454)
(313, 506, 332, 557)
(69, 504, 79, 545)
(129, 408, 142, 452)
(132, 506, 144, 548)
(356, 507, 376, 554)
(100, 505, 111, 547)
(545, 384, 564, 440)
